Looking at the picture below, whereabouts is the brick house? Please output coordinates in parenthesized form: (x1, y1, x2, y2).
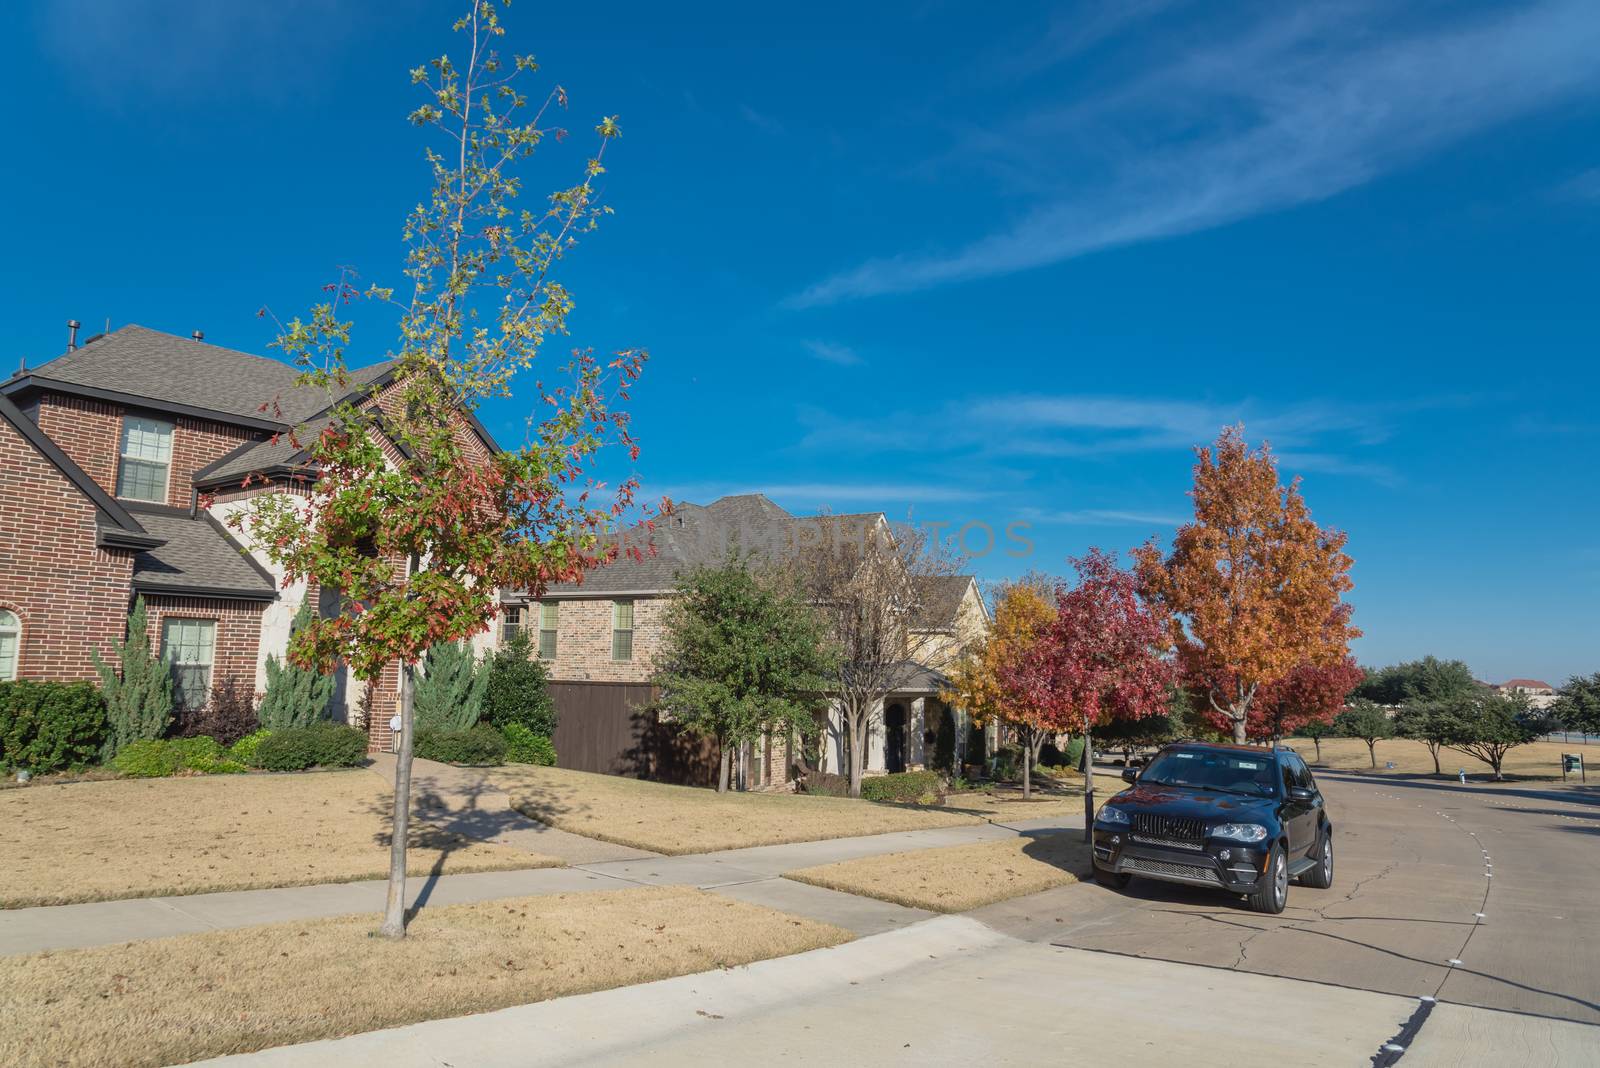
(500, 493, 990, 787)
(0, 324, 500, 749)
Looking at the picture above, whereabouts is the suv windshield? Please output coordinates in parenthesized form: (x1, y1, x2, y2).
(1137, 749, 1279, 798)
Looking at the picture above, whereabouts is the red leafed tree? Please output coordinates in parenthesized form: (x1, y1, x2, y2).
(1197, 656, 1364, 743)
(1004, 549, 1174, 842)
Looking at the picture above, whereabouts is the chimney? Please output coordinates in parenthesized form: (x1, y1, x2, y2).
(191, 330, 205, 342)
(67, 319, 81, 352)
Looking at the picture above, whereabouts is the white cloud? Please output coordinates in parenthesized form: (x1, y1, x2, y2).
(659, 481, 988, 506)
(801, 340, 863, 366)
(789, 0, 1600, 306)
(1026, 508, 1187, 528)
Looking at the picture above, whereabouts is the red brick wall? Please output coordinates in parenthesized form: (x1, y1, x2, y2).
(140, 595, 266, 699)
(34, 392, 261, 508)
(0, 415, 136, 681)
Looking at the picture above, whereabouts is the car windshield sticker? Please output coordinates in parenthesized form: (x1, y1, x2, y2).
(1236, 761, 1259, 769)
(1173, 752, 1195, 759)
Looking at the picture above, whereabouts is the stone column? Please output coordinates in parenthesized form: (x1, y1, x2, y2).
(909, 696, 927, 768)
(865, 697, 886, 771)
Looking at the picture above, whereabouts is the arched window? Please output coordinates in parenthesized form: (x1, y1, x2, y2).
(0, 609, 19, 681)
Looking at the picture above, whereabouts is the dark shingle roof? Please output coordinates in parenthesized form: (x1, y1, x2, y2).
(129, 510, 277, 600)
(523, 494, 885, 597)
(911, 575, 976, 630)
(27, 325, 392, 426)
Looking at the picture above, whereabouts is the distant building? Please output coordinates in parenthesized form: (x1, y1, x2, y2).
(1496, 678, 1558, 709)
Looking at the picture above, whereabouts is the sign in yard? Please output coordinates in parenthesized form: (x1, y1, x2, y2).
(1563, 753, 1585, 782)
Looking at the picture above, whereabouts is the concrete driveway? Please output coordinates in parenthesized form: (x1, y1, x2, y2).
(973, 769, 1600, 1025)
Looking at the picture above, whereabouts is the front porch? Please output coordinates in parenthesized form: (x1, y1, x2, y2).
(821, 664, 990, 778)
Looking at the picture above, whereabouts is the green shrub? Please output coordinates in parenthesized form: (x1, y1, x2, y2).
(990, 745, 1022, 782)
(258, 602, 335, 730)
(110, 736, 246, 777)
(483, 630, 557, 736)
(230, 728, 272, 766)
(414, 642, 487, 731)
(91, 596, 173, 759)
(0, 680, 108, 775)
(860, 770, 944, 804)
(502, 723, 556, 765)
(1064, 736, 1086, 769)
(254, 722, 368, 771)
(414, 724, 507, 765)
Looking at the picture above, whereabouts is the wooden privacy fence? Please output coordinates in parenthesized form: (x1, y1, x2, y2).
(548, 681, 720, 787)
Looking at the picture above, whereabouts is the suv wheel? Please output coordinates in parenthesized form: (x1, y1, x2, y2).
(1299, 828, 1334, 889)
(1094, 865, 1131, 890)
(1247, 844, 1288, 914)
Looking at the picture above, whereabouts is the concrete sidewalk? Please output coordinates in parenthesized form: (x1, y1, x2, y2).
(190, 915, 1425, 1067)
(0, 811, 1072, 955)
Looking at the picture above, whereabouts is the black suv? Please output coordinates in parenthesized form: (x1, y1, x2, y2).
(1091, 742, 1333, 914)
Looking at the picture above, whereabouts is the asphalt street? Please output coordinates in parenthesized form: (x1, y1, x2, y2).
(974, 769, 1600, 1026)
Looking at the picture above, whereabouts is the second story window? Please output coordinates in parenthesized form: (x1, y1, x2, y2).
(500, 605, 524, 645)
(611, 599, 634, 661)
(117, 415, 173, 502)
(539, 601, 559, 660)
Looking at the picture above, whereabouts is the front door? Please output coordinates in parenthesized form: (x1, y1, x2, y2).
(885, 703, 907, 774)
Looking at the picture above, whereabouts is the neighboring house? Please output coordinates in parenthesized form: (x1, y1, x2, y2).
(1497, 678, 1558, 710)
(0, 324, 499, 750)
(501, 493, 990, 786)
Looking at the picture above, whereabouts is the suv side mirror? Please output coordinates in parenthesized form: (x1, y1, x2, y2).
(1121, 768, 1139, 784)
(1288, 786, 1315, 802)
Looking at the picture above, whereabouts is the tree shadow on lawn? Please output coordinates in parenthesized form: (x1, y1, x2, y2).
(363, 766, 582, 921)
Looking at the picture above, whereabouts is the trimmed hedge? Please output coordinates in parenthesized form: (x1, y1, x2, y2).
(414, 724, 507, 766)
(502, 723, 556, 766)
(229, 728, 272, 766)
(798, 770, 851, 797)
(252, 723, 369, 772)
(111, 736, 247, 777)
(0, 680, 107, 775)
(860, 770, 944, 805)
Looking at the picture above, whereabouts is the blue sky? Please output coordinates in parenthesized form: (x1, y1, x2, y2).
(3, 0, 1597, 683)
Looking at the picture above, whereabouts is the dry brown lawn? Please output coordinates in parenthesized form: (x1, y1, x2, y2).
(0, 885, 849, 1068)
(496, 764, 987, 854)
(1, 770, 558, 908)
(1302, 737, 1580, 780)
(787, 832, 1092, 912)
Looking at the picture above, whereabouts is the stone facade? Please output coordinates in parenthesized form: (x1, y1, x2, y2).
(527, 595, 669, 684)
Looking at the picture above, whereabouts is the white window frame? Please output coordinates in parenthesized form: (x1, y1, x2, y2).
(0, 609, 20, 681)
(162, 617, 216, 711)
(538, 601, 559, 661)
(500, 604, 525, 645)
(116, 415, 174, 503)
(611, 599, 634, 662)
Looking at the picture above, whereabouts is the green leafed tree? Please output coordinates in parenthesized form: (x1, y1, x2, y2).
(1392, 699, 1462, 776)
(1551, 673, 1600, 737)
(1442, 691, 1553, 781)
(1295, 716, 1335, 763)
(1333, 698, 1394, 768)
(653, 559, 837, 793)
(91, 596, 173, 760)
(258, 602, 336, 730)
(233, 2, 646, 939)
(1357, 656, 1478, 705)
(413, 642, 488, 732)
(483, 628, 557, 737)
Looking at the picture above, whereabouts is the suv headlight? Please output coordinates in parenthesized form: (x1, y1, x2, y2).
(1211, 823, 1268, 842)
(1098, 806, 1131, 826)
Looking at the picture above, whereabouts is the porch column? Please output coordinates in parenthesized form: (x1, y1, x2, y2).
(865, 697, 886, 771)
(909, 696, 927, 768)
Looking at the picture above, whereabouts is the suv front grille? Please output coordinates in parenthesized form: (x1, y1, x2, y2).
(1124, 857, 1221, 884)
(1131, 812, 1206, 843)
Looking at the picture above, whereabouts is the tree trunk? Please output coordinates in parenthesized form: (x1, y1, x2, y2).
(1313, 737, 1322, 762)
(1022, 729, 1032, 799)
(1367, 740, 1377, 768)
(848, 711, 866, 798)
(1430, 744, 1441, 776)
(378, 662, 416, 940)
(717, 743, 730, 794)
(1231, 710, 1248, 745)
(1082, 728, 1095, 844)
(1490, 751, 1503, 781)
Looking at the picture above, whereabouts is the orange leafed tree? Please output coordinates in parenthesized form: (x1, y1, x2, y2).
(1133, 426, 1359, 745)
(943, 576, 1056, 797)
